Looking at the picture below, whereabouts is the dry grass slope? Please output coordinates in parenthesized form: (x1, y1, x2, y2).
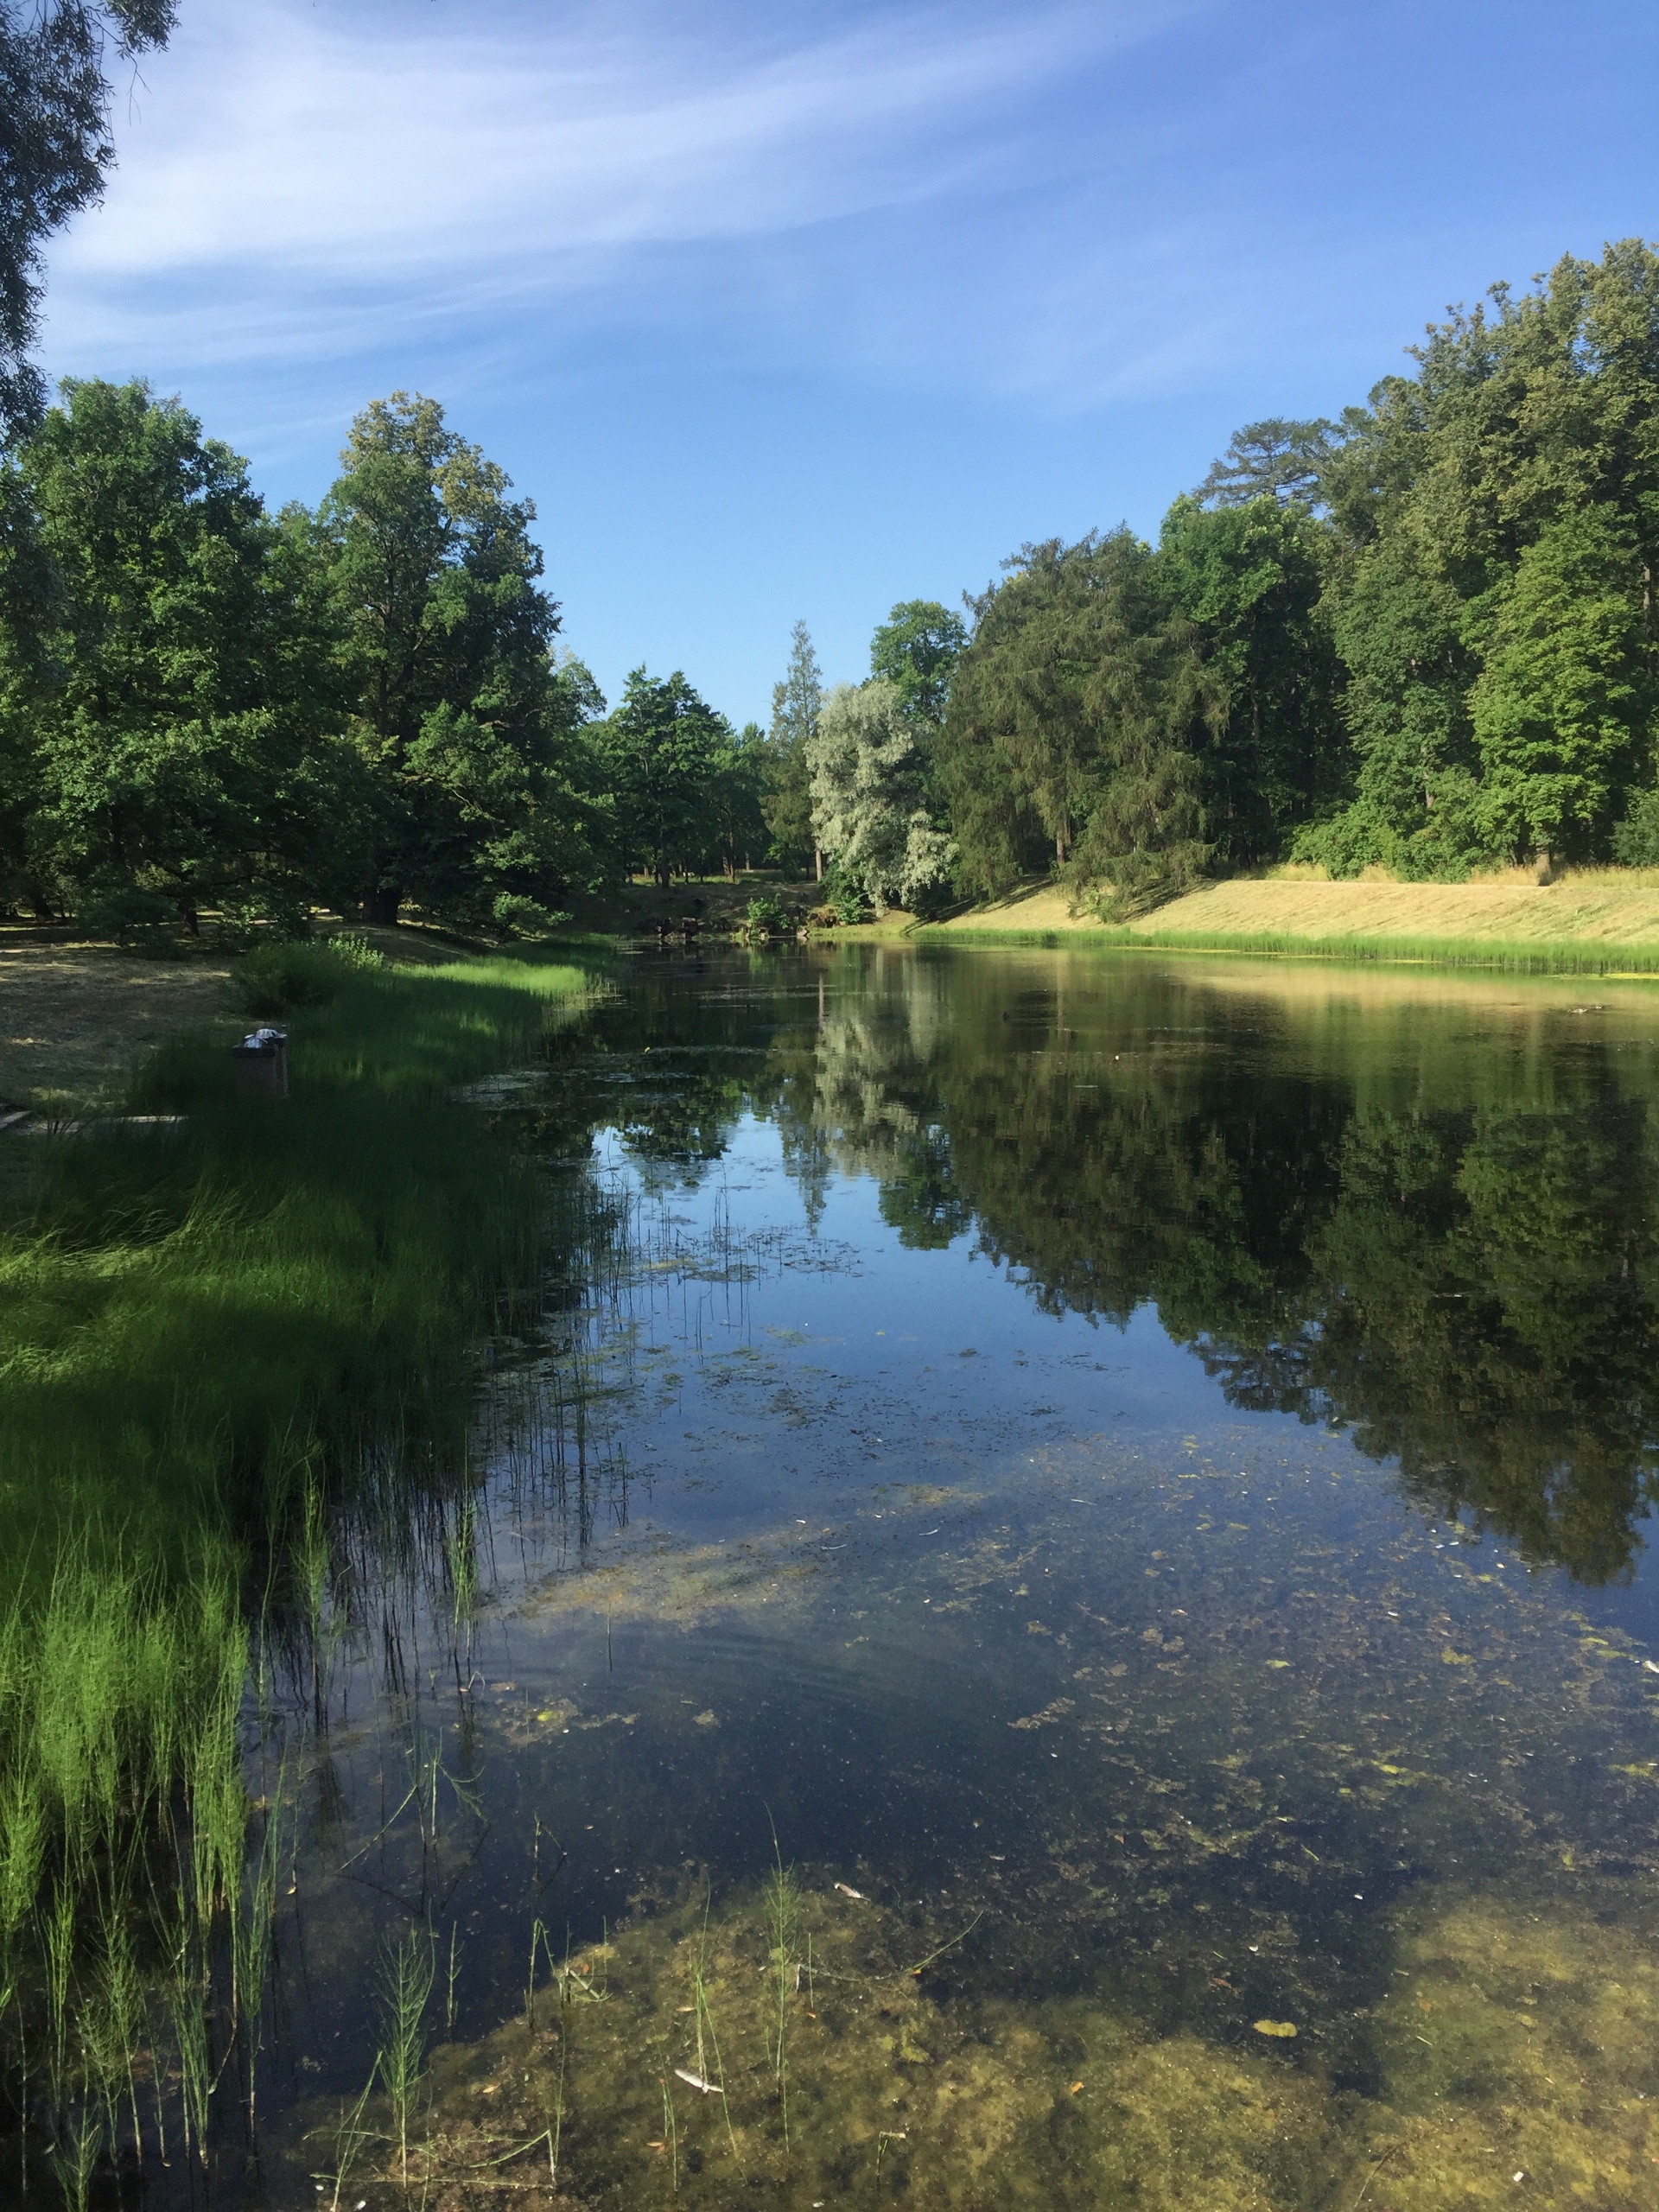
(932, 874, 1659, 972)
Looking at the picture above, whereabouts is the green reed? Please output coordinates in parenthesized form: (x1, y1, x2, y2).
(324, 2063, 380, 2212)
(445, 1495, 480, 1632)
(445, 1921, 461, 2035)
(659, 2072, 677, 2193)
(690, 1897, 742, 2172)
(92, 1890, 144, 2160)
(377, 1927, 435, 2191)
(761, 1844, 800, 2145)
(44, 2100, 101, 2212)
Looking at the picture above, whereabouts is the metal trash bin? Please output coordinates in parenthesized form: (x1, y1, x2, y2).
(232, 1027, 289, 1100)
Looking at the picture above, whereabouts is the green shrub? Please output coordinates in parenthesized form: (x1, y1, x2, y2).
(1612, 787, 1659, 867)
(212, 885, 314, 949)
(492, 892, 573, 938)
(822, 865, 866, 926)
(76, 881, 179, 950)
(232, 939, 359, 1017)
(746, 893, 788, 936)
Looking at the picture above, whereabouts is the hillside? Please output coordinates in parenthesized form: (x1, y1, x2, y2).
(933, 873, 1659, 969)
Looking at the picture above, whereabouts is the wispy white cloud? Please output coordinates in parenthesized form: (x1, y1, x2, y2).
(47, 0, 1351, 427)
(57, 2, 1163, 283)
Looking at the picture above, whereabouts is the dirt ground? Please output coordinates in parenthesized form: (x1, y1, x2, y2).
(0, 939, 234, 1109)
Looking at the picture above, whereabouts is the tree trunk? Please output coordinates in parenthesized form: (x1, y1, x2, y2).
(362, 886, 402, 925)
(814, 845, 823, 883)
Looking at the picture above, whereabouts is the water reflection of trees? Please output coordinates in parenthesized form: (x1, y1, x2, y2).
(762, 955, 1659, 1584)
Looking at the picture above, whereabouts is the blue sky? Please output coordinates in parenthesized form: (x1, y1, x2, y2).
(40, 0, 1659, 726)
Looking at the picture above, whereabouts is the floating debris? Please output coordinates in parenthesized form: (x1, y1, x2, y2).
(834, 1881, 866, 1899)
(1252, 2019, 1299, 2038)
(673, 2067, 723, 2094)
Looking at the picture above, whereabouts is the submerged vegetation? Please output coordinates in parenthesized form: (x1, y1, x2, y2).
(315, 1873, 1659, 2210)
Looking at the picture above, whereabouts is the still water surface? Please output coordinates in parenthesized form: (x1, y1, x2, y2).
(264, 946, 1659, 2207)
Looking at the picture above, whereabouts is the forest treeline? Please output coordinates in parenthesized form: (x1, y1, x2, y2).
(6, 239, 1659, 935)
(935, 238, 1659, 906)
(0, 385, 785, 937)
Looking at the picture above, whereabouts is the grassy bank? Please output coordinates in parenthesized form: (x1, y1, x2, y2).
(923, 924, 1659, 976)
(3, 938, 601, 1577)
(923, 874, 1659, 976)
(0, 935, 601, 2196)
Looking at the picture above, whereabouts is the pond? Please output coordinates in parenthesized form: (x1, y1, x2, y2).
(59, 944, 1659, 2207)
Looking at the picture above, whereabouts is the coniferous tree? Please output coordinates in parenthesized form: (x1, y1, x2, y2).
(1195, 418, 1339, 510)
(764, 620, 823, 877)
(938, 532, 1217, 907)
(1154, 497, 1341, 864)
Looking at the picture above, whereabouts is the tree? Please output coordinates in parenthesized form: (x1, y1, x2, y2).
(764, 620, 823, 877)
(1154, 496, 1342, 863)
(943, 536, 1128, 881)
(319, 392, 573, 926)
(1297, 243, 1659, 875)
(869, 600, 966, 728)
(0, 448, 57, 913)
(598, 667, 727, 887)
(935, 530, 1229, 911)
(0, 378, 359, 929)
(1069, 608, 1215, 913)
(705, 719, 769, 879)
(0, 3, 175, 438)
(808, 679, 954, 914)
(1471, 505, 1649, 863)
(1197, 418, 1340, 510)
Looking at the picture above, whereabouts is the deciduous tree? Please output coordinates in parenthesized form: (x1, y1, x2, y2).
(598, 666, 728, 887)
(1, 378, 357, 929)
(0, 3, 175, 436)
(809, 679, 954, 915)
(319, 391, 575, 925)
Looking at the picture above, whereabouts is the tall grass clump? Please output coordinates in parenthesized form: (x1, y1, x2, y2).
(2, 941, 600, 1583)
(0, 938, 601, 2196)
